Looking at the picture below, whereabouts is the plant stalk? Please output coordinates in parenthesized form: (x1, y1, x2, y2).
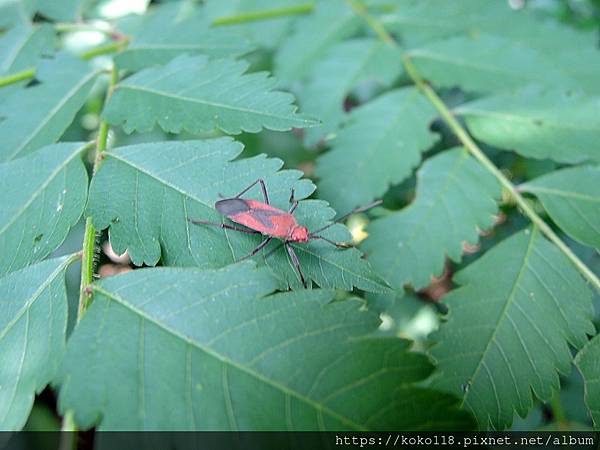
(77, 64, 120, 321)
(350, 0, 600, 293)
(211, 3, 314, 26)
(0, 68, 36, 88)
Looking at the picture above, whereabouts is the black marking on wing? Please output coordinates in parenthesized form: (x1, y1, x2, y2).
(215, 198, 250, 216)
(252, 208, 284, 228)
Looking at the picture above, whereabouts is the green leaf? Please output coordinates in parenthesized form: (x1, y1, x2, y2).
(33, 0, 84, 21)
(385, 0, 595, 52)
(316, 87, 438, 212)
(0, 142, 88, 276)
(0, 255, 74, 431)
(457, 87, 600, 164)
(0, 0, 31, 28)
(0, 53, 98, 162)
(103, 54, 317, 135)
(87, 138, 388, 292)
(431, 228, 595, 429)
(522, 166, 600, 250)
(0, 24, 54, 75)
(300, 38, 403, 146)
(58, 263, 473, 430)
(274, 0, 361, 85)
(406, 34, 577, 94)
(575, 335, 600, 429)
(364, 148, 500, 290)
(114, 3, 254, 71)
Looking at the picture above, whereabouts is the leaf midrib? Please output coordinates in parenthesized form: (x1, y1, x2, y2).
(8, 69, 99, 160)
(0, 257, 70, 342)
(93, 284, 369, 431)
(458, 108, 600, 133)
(117, 85, 309, 125)
(461, 227, 538, 407)
(523, 185, 600, 203)
(2, 26, 37, 72)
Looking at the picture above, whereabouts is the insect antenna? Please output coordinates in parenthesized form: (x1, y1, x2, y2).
(308, 199, 382, 237)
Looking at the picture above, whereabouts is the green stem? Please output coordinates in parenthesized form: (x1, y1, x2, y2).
(403, 56, 600, 293)
(346, 0, 394, 44)
(80, 38, 129, 60)
(0, 68, 36, 88)
(350, 0, 600, 293)
(211, 3, 314, 26)
(77, 65, 120, 321)
(58, 410, 78, 450)
(0, 39, 127, 89)
(54, 22, 117, 37)
(549, 390, 567, 429)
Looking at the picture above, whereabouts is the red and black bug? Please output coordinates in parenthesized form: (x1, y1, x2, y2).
(189, 179, 381, 288)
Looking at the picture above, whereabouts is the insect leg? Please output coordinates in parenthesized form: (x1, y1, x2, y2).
(288, 188, 299, 214)
(188, 218, 260, 235)
(310, 235, 353, 249)
(237, 237, 273, 262)
(233, 179, 270, 204)
(309, 199, 383, 236)
(286, 243, 308, 288)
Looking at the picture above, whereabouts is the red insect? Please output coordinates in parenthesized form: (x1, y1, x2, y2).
(189, 179, 381, 288)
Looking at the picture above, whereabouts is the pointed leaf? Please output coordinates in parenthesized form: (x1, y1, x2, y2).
(0, 255, 75, 431)
(457, 87, 600, 164)
(274, 0, 361, 85)
(0, 24, 54, 75)
(316, 88, 438, 211)
(114, 3, 254, 71)
(0, 53, 99, 162)
(522, 166, 600, 250)
(431, 228, 595, 429)
(0, 142, 88, 276)
(300, 38, 403, 146)
(103, 54, 317, 135)
(407, 34, 577, 94)
(364, 148, 500, 290)
(86, 138, 388, 292)
(575, 335, 600, 429)
(58, 263, 473, 430)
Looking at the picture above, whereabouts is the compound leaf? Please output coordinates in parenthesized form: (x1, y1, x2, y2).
(406, 34, 576, 94)
(86, 138, 388, 292)
(0, 142, 88, 276)
(431, 228, 595, 429)
(457, 87, 600, 164)
(0, 53, 99, 162)
(299, 38, 403, 146)
(0, 255, 75, 431)
(575, 335, 600, 429)
(58, 263, 473, 430)
(316, 87, 438, 212)
(114, 3, 253, 71)
(522, 166, 600, 250)
(103, 54, 317, 135)
(274, 0, 361, 85)
(364, 148, 500, 290)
